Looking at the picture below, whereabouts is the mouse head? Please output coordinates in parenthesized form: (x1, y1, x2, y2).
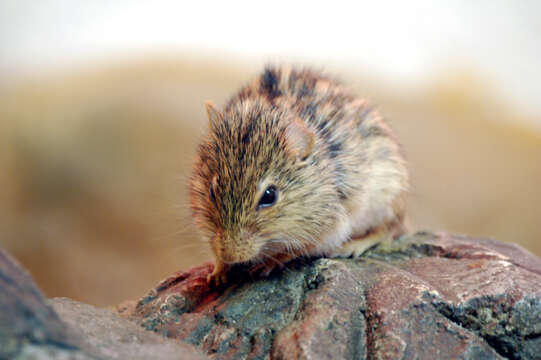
(190, 100, 340, 265)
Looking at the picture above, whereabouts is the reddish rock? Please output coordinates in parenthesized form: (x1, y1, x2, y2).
(122, 232, 541, 359)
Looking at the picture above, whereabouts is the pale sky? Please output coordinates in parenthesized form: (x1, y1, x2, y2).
(1, 1, 540, 127)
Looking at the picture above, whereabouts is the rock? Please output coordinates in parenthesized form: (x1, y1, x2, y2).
(50, 298, 208, 360)
(120, 232, 541, 360)
(0, 249, 88, 359)
(0, 249, 208, 360)
(3, 232, 541, 359)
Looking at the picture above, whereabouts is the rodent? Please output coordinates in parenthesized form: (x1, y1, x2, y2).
(189, 66, 408, 286)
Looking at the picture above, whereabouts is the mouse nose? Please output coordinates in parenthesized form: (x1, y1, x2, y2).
(219, 230, 256, 264)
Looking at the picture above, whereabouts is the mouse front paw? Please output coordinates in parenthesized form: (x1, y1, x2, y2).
(249, 252, 295, 278)
(249, 261, 278, 278)
(207, 261, 230, 288)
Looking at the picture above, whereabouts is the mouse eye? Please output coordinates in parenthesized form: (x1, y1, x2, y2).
(209, 184, 216, 203)
(257, 185, 278, 209)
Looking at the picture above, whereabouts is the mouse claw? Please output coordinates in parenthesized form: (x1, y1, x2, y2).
(207, 271, 228, 288)
(249, 262, 277, 278)
(250, 253, 296, 278)
(261, 267, 275, 277)
(207, 261, 230, 288)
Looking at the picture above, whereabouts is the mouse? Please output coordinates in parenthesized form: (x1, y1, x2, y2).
(189, 66, 408, 286)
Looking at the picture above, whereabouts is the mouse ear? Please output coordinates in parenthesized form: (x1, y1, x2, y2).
(205, 101, 223, 131)
(285, 118, 314, 161)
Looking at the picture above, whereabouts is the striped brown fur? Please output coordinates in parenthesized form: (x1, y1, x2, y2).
(190, 66, 408, 286)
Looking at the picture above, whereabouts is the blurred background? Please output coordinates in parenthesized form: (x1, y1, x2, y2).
(1, 1, 540, 306)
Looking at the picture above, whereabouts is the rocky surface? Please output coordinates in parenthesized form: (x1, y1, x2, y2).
(50, 298, 208, 360)
(0, 249, 87, 359)
(2, 232, 541, 359)
(0, 249, 207, 360)
(119, 232, 541, 360)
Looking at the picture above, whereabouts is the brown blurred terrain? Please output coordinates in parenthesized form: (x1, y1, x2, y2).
(0, 57, 540, 306)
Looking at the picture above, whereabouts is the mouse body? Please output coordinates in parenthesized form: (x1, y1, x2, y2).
(190, 66, 408, 286)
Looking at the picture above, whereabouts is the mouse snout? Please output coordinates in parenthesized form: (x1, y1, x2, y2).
(217, 229, 258, 264)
